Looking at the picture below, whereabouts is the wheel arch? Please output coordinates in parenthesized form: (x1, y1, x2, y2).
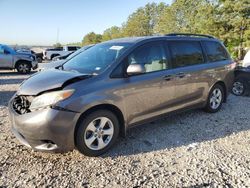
(74, 104, 126, 145)
(15, 60, 32, 69)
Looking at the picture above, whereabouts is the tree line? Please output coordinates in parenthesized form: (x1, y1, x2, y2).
(80, 0, 249, 59)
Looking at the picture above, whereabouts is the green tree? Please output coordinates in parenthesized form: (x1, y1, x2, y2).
(123, 2, 167, 36)
(53, 42, 62, 48)
(82, 32, 102, 46)
(102, 26, 122, 41)
(214, 0, 250, 58)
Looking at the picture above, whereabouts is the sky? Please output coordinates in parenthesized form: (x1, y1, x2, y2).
(0, 0, 172, 46)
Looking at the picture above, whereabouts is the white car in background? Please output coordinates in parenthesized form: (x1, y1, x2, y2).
(38, 45, 93, 71)
(43, 46, 80, 60)
(242, 50, 250, 68)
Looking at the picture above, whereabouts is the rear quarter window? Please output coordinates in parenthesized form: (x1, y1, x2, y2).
(169, 41, 204, 68)
(203, 41, 229, 62)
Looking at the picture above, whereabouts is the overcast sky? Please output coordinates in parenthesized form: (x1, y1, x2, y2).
(0, 0, 171, 46)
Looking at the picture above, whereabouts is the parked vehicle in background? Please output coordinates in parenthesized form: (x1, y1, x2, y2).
(9, 34, 235, 156)
(16, 48, 33, 54)
(232, 67, 250, 96)
(17, 49, 44, 63)
(0, 44, 37, 74)
(43, 46, 80, 60)
(38, 45, 93, 71)
(242, 50, 250, 68)
(35, 52, 43, 63)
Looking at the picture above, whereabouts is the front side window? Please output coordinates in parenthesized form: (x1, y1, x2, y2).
(169, 41, 204, 68)
(203, 41, 229, 62)
(128, 42, 169, 73)
(63, 43, 130, 74)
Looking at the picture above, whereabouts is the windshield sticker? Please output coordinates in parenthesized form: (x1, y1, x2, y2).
(95, 67, 101, 70)
(110, 46, 124, 50)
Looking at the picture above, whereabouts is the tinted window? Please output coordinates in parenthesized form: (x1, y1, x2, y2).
(47, 48, 63, 51)
(128, 42, 169, 73)
(169, 41, 204, 68)
(68, 46, 78, 51)
(204, 41, 229, 62)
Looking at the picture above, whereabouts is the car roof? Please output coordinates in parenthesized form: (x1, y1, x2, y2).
(103, 35, 220, 45)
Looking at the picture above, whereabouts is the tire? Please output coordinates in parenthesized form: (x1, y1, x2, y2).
(204, 84, 224, 113)
(37, 57, 43, 63)
(75, 110, 120, 156)
(232, 77, 247, 96)
(16, 62, 31, 74)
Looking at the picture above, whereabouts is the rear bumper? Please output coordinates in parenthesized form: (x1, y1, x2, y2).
(8, 99, 80, 153)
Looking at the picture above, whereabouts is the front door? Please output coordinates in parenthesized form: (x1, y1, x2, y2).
(121, 41, 176, 125)
(0, 46, 13, 68)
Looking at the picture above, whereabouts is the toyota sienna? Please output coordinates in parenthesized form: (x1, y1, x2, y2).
(8, 33, 235, 156)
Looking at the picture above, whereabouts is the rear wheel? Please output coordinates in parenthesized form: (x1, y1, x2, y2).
(204, 84, 224, 113)
(16, 62, 31, 74)
(75, 110, 120, 156)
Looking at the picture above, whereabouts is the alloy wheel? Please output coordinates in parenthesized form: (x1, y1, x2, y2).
(84, 117, 114, 150)
(18, 63, 29, 73)
(210, 88, 222, 110)
(232, 81, 244, 96)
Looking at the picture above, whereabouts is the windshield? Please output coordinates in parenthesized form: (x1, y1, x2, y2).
(65, 45, 92, 60)
(63, 43, 130, 74)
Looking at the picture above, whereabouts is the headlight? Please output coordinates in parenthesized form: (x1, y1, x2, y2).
(30, 89, 74, 111)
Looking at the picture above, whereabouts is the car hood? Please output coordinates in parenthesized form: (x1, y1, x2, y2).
(38, 60, 65, 71)
(14, 52, 34, 59)
(17, 69, 91, 96)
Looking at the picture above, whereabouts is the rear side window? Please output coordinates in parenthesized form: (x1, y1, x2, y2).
(68, 46, 78, 51)
(169, 41, 204, 68)
(203, 41, 229, 62)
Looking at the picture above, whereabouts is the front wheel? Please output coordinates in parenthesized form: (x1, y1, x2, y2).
(204, 84, 224, 113)
(232, 78, 247, 96)
(16, 62, 31, 74)
(75, 110, 120, 156)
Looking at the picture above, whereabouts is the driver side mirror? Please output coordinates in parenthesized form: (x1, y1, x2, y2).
(127, 64, 146, 76)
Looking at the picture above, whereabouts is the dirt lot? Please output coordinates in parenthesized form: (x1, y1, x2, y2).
(0, 70, 250, 187)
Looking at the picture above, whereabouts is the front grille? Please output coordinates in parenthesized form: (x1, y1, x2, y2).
(13, 96, 33, 115)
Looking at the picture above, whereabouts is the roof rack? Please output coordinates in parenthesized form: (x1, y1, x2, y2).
(165, 33, 214, 39)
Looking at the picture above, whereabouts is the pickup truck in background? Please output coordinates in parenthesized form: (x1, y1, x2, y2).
(0, 44, 37, 74)
(43, 46, 80, 60)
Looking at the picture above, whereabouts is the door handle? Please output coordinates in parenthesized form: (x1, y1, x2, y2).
(163, 75, 173, 81)
(176, 72, 186, 78)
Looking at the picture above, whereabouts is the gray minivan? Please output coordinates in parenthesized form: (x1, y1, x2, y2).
(8, 34, 235, 156)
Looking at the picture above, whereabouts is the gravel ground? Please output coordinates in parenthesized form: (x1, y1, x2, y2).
(0, 70, 250, 187)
